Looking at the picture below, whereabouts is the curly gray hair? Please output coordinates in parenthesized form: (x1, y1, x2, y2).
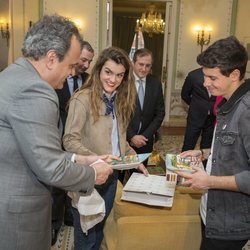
(22, 14, 83, 62)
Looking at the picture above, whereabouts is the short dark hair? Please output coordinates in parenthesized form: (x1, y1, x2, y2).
(81, 40, 94, 54)
(22, 14, 83, 62)
(197, 36, 248, 80)
(133, 48, 153, 63)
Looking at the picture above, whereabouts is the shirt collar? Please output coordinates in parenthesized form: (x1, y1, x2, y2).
(133, 72, 146, 83)
(102, 90, 117, 99)
(218, 80, 250, 115)
(67, 74, 82, 80)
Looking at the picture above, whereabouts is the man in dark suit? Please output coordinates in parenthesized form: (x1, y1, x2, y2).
(51, 41, 94, 245)
(127, 48, 165, 165)
(56, 40, 94, 135)
(181, 67, 216, 152)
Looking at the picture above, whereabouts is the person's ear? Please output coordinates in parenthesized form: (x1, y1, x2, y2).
(45, 50, 58, 70)
(230, 69, 240, 81)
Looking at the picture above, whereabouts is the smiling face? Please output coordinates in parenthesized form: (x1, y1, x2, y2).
(203, 67, 241, 100)
(133, 54, 152, 79)
(47, 35, 81, 89)
(100, 59, 126, 95)
(75, 48, 94, 75)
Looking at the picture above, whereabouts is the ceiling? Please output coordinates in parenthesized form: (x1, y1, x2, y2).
(113, 0, 166, 14)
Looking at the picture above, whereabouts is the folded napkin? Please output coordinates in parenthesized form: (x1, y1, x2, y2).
(77, 188, 106, 234)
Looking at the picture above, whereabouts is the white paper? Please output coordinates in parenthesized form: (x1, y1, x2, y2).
(121, 191, 174, 207)
(121, 173, 176, 207)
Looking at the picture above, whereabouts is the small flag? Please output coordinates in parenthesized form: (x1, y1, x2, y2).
(129, 29, 145, 60)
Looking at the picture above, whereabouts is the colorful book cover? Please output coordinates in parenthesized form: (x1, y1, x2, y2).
(111, 153, 151, 170)
(165, 153, 196, 173)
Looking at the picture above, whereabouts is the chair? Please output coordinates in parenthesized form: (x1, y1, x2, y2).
(103, 181, 202, 250)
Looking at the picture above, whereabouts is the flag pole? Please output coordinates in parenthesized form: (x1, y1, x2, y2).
(135, 30, 139, 50)
(129, 26, 144, 61)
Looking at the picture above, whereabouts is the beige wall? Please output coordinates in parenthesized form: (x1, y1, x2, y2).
(43, 0, 99, 53)
(7, 0, 39, 64)
(235, 0, 250, 40)
(1, 0, 110, 70)
(235, 0, 250, 78)
(0, 0, 9, 70)
(167, 0, 235, 125)
(167, 0, 250, 125)
(43, 0, 112, 71)
(175, 0, 234, 90)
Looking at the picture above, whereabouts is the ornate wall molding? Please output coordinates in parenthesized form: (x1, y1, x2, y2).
(169, 0, 234, 123)
(43, 0, 99, 64)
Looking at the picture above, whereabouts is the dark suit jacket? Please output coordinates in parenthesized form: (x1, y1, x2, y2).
(127, 74, 165, 153)
(181, 68, 216, 126)
(56, 72, 89, 131)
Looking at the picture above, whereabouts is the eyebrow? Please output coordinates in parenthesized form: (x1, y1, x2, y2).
(104, 66, 125, 75)
(138, 62, 152, 66)
(71, 63, 79, 67)
(204, 74, 218, 79)
(80, 57, 92, 61)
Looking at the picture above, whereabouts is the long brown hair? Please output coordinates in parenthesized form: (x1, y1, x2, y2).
(76, 46, 136, 130)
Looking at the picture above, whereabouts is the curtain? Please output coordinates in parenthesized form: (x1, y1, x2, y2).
(112, 14, 164, 80)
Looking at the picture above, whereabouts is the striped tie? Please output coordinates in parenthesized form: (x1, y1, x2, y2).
(103, 93, 116, 118)
(73, 75, 79, 91)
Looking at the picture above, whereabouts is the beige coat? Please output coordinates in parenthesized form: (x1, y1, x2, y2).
(63, 89, 135, 206)
(63, 89, 135, 157)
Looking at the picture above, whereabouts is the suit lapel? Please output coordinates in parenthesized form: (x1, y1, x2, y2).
(63, 79, 71, 100)
(202, 86, 211, 99)
(143, 77, 151, 111)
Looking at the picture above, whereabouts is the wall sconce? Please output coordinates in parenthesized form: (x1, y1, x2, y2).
(73, 19, 83, 32)
(0, 21, 10, 47)
(194, 26, 212, 53)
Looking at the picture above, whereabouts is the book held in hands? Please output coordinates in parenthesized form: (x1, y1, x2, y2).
(165, 153, 203, 185)
(111, 153, 151, 170)
(165, 153, 199, 173)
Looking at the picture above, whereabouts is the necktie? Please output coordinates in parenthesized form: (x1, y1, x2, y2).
(103, 93, 116, 118)
(73, 75, 79, 92)
(138, 79, 144, 109)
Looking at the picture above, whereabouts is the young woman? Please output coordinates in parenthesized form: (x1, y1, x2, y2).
(63, 46, 148, 250)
